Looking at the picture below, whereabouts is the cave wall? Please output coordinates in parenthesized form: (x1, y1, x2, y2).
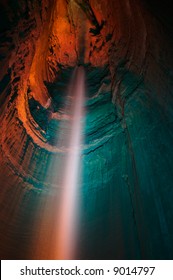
(0, 0, 173, 259)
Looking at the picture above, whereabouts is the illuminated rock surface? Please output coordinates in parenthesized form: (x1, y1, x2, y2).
(0, 0, 173, 259)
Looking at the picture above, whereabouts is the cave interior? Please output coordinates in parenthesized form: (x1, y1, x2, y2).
(0, 0, 173, 260)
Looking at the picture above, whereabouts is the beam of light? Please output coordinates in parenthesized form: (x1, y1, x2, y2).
(28, 66, 85, 260)
(55, 65, 85, 259)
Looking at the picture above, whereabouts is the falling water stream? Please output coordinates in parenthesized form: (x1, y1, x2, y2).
(55, 65, 85, 259)
(30, 66, 85, 260)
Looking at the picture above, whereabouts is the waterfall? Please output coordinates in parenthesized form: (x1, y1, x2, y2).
(55, 66, 85, 259)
